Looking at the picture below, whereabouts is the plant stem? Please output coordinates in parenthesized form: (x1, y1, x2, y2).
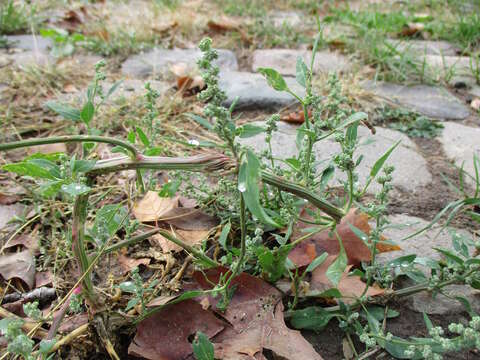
(0, 135, 139, 158)
(72, 193, 96, 305)
(157, 229, 219, 268)
(230, 196, 247, 278)
(261, 171, 345, 222)
(104, 228, 162, 254)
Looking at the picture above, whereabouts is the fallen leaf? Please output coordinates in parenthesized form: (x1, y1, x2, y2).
(3, 233, 39, 253)
(170, 62, 205, 93)
(288, 208, 400, 267)
(309, 256, 384, 304)
(342, 337, 355, 360)
(281, 109, 312, 124)
(0, 250, 35, 289)
(160, 207, 219, 230)
(471, 98, 480, 111)
(58, 7, 87, 31)
(400, 22, 425, 37)
(194, 267, 324, 360)
(152, 20, 178, 34)
(207, 17, 241, 32)
(0, 193, 20, 205)
(0, 203, 25, 229)
(133, 191, 178, 222)
(117, 254, 150, 274)
(152, 229, 210, 253)
(58, 313, 89, 334)
(63, 84, 78, 93)
(35, 271, 53, 288)
(128, 299, 225, 360)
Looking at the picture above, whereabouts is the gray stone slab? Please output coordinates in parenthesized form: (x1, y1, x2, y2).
(364, 81, 470, 120)
(469, 85, 480, 98)
(6, 35, 52, 52)
(251, 49, 350, 76)
(376, 214, 479, 314)
(219, 71, 304, 109)
(438, 122, 480, 187)
(239, 122, 431, 193)
(121, 48, 238, 78)
(386, 39, 459, 56)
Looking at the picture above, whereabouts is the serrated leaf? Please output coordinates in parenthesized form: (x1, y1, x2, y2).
(257, 67, 288, 91)
(45, 101, 81, 122)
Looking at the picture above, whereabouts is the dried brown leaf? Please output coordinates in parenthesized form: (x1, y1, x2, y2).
(117, 254, 150, 274)
(152, 229, 210, 253)
(132, 191, 178, 222)
(128, 299, 225, 360)
(160, 207, 218, 230)
(0, 250, 35, 289)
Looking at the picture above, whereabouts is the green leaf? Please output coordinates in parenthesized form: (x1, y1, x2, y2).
(306, 253, 328, 273)
(238, 150, 280, 228)
(105, 80, 123, 100)
(80, 101, 95, 125)
(433, 247, 464, 265)
(92, 204, 128, 238)
(158, 179, 181, 198)
(72, 159, 96, 174)
(186, 113, 213, 130)
(363, 140, 400, 193)
(295, 56, 309, 88)
(119, 281, 136, 293)
(319, 165, 334, 189)
(136, 127, 150, 148)
(61, 182, 91, 196)
(290, 306, 336, 331)
(423, 313, 433, 331)
(384, 336, 422, 359)
(236, 124, 266, 138)
(256, 245, 292, 282)
(218, 222, 231, 250)
(326, 241, 347, 286)
(370, 140, 400, 179)
(3, 159, 61, 180)
(257, 67, 288, 91)
(360, 306, 399, 321)
(192, 332, 214, 360)
(126, 297, 140, 311)
(45, 101, 81, 121)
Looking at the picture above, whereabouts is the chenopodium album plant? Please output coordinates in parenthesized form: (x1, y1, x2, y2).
(0, 35, 479, 360)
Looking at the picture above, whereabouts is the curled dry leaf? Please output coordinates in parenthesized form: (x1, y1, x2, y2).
(0, 203, 25, 229)
(281, 109, 312, 124)
(288, 208, 400, 267)
(0, 250, 35, 289)
(35, 271, 53, 288)
(207, 17, 241, 32)
(170, 62, 205, 93)
(128, 299, 225, 360)
(400, 22, 425, 37)
(309, 255, 384, 304)
(132, 191, 178, 222)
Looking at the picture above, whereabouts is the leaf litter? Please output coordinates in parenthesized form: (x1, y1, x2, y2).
(130, 267, 324, 360)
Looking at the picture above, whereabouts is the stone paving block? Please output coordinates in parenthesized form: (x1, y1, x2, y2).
(376, 214, 480, 315)
(269, 11, 303, 28)
(1, 35, 54, 67)
(239, 122, 431, 194)
(121, 48, 238, 78)
(469, 85, 480, 98)
(438, 122, 480, 187)
(363, 81, 470, 120)
(424, 55, 477, 87)
(219, 71, 304, 109)
(251, 49, 350, 76)
(6, 35, 52, 52)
